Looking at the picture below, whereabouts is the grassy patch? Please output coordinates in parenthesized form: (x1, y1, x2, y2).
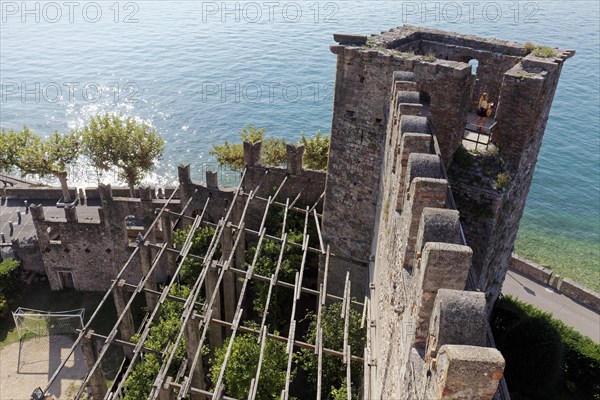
(524, 41, 536, 54)
(0, 283, 117, 350)
(532, 46, 555, 58)
(0, 282, 130, 379)
(422, 52, 436, 62)
(494, 172, 511, 190)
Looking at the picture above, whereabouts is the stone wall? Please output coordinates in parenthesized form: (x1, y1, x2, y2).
(468, 49, 574, 305)
(510, 254, 600, 313)
(365, 78, 505, 399)
(179, 142, 327, 232)
(1, 187, 77, 201)
(322, 28, 475, 296)
(28, 185, 180, 291)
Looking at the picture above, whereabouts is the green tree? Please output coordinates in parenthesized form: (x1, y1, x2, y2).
(0, 127, 36, 173)
(125, 284, 191, 400)
(16, 129, 80, 202)
(210, 331, 289, 399)
(0, 258, 21, 291)
(210, 125, 330, 172)
(82, 114, 164, 196)
(247, 234, 302, 331)
(298, 301, 365, 400)
(173, 225, 220, 286)
(300, 131, 330, 171)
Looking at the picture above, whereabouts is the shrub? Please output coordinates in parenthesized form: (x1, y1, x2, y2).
(173, 226, 220, 285)
(492, 296, 600, 397)
(0, 258, 20, 291)
(210, 126, 330, 172)
(300, 131, 330, 171)
(210, 332, 289, 398)
(210, 125, 287, 171)
(298, 301, 366, 400)
(248, 235, 303, 331)
(498, 316, 564, 397)
(453, 145, 473, 168)
(495, 172, 511, 190)
(0, 293, 9, 319)
(124, 284, 191, 400)
(532, 46, 555, 58)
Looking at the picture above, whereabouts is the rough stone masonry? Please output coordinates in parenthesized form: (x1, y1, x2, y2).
(18, 24, 573, 399)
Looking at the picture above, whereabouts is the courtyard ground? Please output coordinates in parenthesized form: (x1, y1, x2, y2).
(0, 335, 88, 400)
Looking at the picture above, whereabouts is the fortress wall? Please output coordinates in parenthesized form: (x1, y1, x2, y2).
(412, 60, 474, 165)
(29, 184, 182, 291)
(416, 39, 522, 112)
(322, 40, 474, 296)
(367, 80, 504, 399)
(10, 239, 44, 273)
(30, 203, 138, 291)
(447, 180, 507, 286)
(22, 143, 325, 293)
(2, 187, 77, 201)
(472, 51, 573, 305)
(179, 143, 326, 232)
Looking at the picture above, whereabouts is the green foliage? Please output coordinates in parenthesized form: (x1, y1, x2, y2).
(453, 145, 474, 168)
(210, 125, 265, 172)
(173, 225, 220, 285)
(261, 137, 287, 168)
(492, 296, 600, 397)
(0, 127, 36, 172)
(0, 127, 79, 200)
(330, 378, 357, 400)
(500, 316, 564, 397)
(125, 284, 191, 400)
(82, 114, 164, 192)
(0, 294, 9, 319)
(123, 353, 161, 400)
(422, 52, 437, 62)
(248, 236, 302, 331)
(532, 46, 555, 58)
(210, 332, 289, 399)
(524, 41, 536, 54)
(300, 131, 330, 170)
(210, 125, 330, 172)
(298, 301, 366, 400)
(0, 258, 21, 291)
(18, 131, 80, 177)
(495, 172, 511, 190)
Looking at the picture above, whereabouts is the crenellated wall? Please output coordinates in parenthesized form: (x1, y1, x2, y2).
(323, 24, 573, 307)
(322, 27, 476, 297)
(365, 72, 506, 399)
(178, 141, 327, 232)
(28, 185, 181, 291)
(23, 143, 326, 292)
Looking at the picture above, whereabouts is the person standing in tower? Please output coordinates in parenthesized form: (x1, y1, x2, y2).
(476, 92, 494, 132)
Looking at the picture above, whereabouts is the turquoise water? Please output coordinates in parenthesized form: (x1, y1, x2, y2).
(1, 1, 599, 288)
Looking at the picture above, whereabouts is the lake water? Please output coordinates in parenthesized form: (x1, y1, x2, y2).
(1, 0, 599, 288)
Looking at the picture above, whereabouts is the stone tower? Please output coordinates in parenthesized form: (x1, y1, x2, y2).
(320, 25, 574, 305)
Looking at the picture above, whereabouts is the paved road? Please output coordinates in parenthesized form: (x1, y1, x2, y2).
(502, 269, 600, 342)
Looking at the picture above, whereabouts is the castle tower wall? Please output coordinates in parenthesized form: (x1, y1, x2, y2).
(322, 31, 473, 296)
(449, 49, 574, 305)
